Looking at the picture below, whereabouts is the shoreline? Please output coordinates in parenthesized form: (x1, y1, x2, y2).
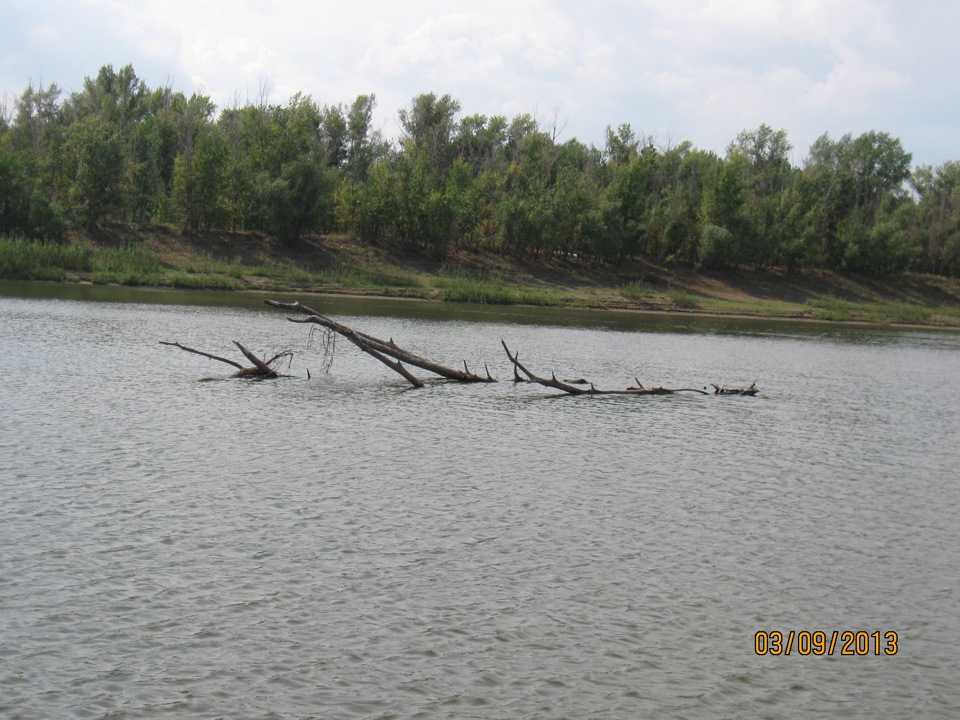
(5, 277, 958, 333)
(260, 285, 960, 331)
(3, 224, 960, 329)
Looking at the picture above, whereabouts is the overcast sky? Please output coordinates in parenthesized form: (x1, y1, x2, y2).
(2, 0, 957, 167)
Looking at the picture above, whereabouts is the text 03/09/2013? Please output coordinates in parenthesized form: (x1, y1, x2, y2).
(755, 630, 898, 656)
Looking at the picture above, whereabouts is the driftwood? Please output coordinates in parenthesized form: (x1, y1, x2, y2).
(501, 340, 709, 396)
(710, 383, 759, 396)
(265, 300, 496, 388)
(161, 341, 293, 378)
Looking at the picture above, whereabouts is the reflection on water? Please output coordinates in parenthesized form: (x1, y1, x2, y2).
(1, 284, 959, 719)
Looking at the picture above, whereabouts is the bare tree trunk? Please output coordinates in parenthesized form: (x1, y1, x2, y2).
(265, 300, 496, 387)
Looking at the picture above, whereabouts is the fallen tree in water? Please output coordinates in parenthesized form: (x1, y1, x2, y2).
(162, 300, 760, 396)
(264, 299, 496, 388)
(160, 340, 293, 379)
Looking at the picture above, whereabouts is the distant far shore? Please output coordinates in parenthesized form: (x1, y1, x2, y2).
(3, 223, 960, 328)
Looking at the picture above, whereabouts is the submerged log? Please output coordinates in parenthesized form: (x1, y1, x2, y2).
(265, 299, 496, 388)
(161, 341, 293, 378)
(501, 340, 708, 396)
(710, 383, 759, 396)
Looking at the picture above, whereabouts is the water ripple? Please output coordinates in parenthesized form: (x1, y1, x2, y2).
(1, 293, 959, 718)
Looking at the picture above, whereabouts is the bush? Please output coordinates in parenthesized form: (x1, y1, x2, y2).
(697, 224, 737, 269)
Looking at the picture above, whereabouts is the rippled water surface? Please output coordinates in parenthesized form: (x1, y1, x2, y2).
(2, 283, 959, 719)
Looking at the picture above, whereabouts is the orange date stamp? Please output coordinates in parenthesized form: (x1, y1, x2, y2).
(755, 630, 898, 656)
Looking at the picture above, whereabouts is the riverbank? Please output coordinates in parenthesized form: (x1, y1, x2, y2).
(3, 224, 960, 327)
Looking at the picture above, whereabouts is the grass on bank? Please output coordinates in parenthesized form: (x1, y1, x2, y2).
(0, 236, 425, 293)
(0, 236, 93, 280)
(435, 265, 558, 305)
(665, 287, 701, 308)
(619, 280, 654, 300)
(4, 234, 959, 325)
(807, 296, 935, 324)
(247, 260, 424, 290)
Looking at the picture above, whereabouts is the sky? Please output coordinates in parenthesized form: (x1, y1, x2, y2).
(2, 0, 958, 167)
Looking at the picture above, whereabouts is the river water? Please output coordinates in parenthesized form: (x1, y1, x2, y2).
(1, 282, 959, 719)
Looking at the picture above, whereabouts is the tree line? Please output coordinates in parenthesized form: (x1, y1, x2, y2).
(2, 63, 959, 276)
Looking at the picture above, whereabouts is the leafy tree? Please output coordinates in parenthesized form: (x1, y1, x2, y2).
(167, 93, 225, 231)
(267, 158, 335, 244)
(337, 157, 401, 242)
(127, 86, 180, 222)
(276, 93, 322, 166)
(698, 224, 737, 269)
(601, 141, 658, 262)
(727, 125, 794, 266)
(646, 143, 718, 263)
(8, 81, 68, 234)
(800, 131, 912, 268)
(173, 126, 227, 230)
(3, 61, 958, 278)
(698, 156, 746, 267)
(317, 103, 348, 168)
(398, 92, 461, 176)
(455, 113, 507, 172)
(604, 123, 641, 168)
(912, 161, 960, 274)
(345, 94, 386, 182)
(0, 132, 29, 231)
(66, 116, 124, 229)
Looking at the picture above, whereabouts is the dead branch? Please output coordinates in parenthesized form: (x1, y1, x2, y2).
(710, 383, 759, 396)
(161, 340, 292, 379)
(234, 341, 276, 376)
(265, 300, 496, 387)
(307, 325, 337, 374)
(160, 341, 245, 370)
(352, 339, 424, 388)
(501, 340, 709, 396)
(501, 340, 591, 394)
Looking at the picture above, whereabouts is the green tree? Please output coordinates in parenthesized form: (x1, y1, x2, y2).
(336, 156, 401, 242)
(266, 157, 338, 244)
(799, 131, 912, 269)
(128, 86, 181, 222)
(66, 116, 124, 229)
(604, 123, 641, 168)
(0, 130, 29, 232)
(317, 103, 348, 168)
(63, 64, 151, 221)
(698, 155, 746, 267)
(646, 143, 718, 264)
(172, 126, 227, 230)
(171, 94, 222, 231)
(912, 161, 960, 274)
(345, 94, 386, 182)
(398, 92, 461, 176)
(9, 81, 69, 235)
(455, 113, 507, 172)
(726, 125, 794, 266)
(600, 141, 658, 262)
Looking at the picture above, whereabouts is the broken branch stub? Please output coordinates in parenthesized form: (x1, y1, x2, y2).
(265, 299, 496, 387)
